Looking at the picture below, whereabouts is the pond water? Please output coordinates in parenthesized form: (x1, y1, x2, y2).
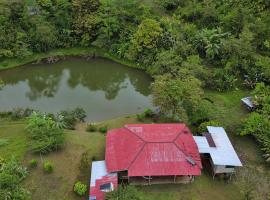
(0, 58, 153, 121)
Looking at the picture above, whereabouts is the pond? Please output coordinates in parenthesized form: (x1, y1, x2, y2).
(0, 58, 153, 121)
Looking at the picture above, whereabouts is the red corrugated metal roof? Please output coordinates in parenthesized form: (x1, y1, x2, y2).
(90, 175, 118, 200)
(105, 124, 202, 176)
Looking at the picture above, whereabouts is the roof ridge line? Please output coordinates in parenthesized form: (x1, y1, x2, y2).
(124, 125, 146, 143)
(173, 124, 187, 143)
(127, 143, 146, 171)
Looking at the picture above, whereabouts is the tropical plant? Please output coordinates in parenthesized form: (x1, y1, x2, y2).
(0, 158, 30, 200)
(26, 112, 65, 154)
(73, 181, 87, 196)
(43, 161, 54, 173)
(194, 28, 230, 59)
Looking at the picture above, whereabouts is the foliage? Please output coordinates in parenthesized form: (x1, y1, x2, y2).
(157, 0, 185, 10)
(106, 185, 143, 200)
(148, 50, 182, 76)
(194, 28, 230, 59)
(208, 68, 238, 91)
(57, 107, 87, 130)
(29, 159, 38, 168)
(198, 120, 222, 133)
(26, 112, 65, 154)
(241, 83, 270, 161)
(0, 158, 30, 200)
(252, 82, 270, 108)
(99, 126, 107, 134)
(43, 161, 53, 173)
(236, 167, 270, 200)
(73, 181, 87, 196)
(136, 108, 155, 121)
(0, 79, 4, 90)
(86, 123, 98, 132)
(10, 108, 34, 120)
(129, 18, 163, 63)
(151, 71, 203, 122)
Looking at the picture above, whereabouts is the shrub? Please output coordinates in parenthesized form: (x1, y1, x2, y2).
(11, 108, 26, 120)
(0, 158, 30, 200)
(208, 69, 238, 91)
(99, 126, 107, 134)
(10, 108, 34, 120)
(0, 111, 12, 118)
(72, 107, 87, 122)
(58, 107, 87, 130)
(136, 113, 145, 122)
(43, 161, 53, 173)
(144, 108, 154, 118)
(29, 159, 38, 168)
(106, 185, 142, 200)
(86, 123, 97, 132)
(26, 112, 65, 154)
(74, 181, 87, 196)
(198, 120, 222, 133)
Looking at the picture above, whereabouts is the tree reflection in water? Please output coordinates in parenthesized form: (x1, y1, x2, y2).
(0, 58, 153, 121)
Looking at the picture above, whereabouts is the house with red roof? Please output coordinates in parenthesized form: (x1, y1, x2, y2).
(89, 124, 202, 200)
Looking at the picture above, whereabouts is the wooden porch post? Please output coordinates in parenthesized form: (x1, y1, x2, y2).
(174, 175, 176, 183)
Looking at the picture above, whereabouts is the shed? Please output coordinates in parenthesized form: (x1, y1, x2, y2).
(241, 96, 255, 110)
(194, 126, 242, 179)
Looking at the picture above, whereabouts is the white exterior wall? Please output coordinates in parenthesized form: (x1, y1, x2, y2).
(214, 165, 235, 174)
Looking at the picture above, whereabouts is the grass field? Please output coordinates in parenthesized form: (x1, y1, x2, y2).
(0, 90, 269, 200)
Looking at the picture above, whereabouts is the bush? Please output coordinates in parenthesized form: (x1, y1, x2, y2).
(26, 112, 65, 154)
(29, 159, 38, 168)
(43, 161, 53, 173)
(136, 113, 146, 122)
(144, 108, 154, 118)
(105, 185, 142, 200)
(207, 69, 238, 91)
(99, 126, 107, 134)
(0, 158, 30, 200)
(74, 181, 87, 196)
(58, 107, 87, 130)
(86, 123, 98, 132)
(8, 108, 34, 120)
(198, 120, 222, 133)
(72, 107, 87, 122)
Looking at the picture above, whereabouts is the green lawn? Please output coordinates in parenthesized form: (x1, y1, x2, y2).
(0, 90, 269, 200)
(0, 120, 28, 160)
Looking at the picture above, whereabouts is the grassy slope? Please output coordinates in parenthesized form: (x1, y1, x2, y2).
(0, 47, 138, 71)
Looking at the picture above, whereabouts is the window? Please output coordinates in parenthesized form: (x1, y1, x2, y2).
(100, 183, 114, 192)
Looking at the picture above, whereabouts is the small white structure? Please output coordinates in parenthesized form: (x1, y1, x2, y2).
(241, 96, 255, 110)
(194, 126, 242, 179)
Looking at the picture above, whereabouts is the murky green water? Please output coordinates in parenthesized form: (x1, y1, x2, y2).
(0, 58, 153, 121)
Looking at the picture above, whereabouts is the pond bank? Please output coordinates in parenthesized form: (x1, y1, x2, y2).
(0, 47, 139, 71)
